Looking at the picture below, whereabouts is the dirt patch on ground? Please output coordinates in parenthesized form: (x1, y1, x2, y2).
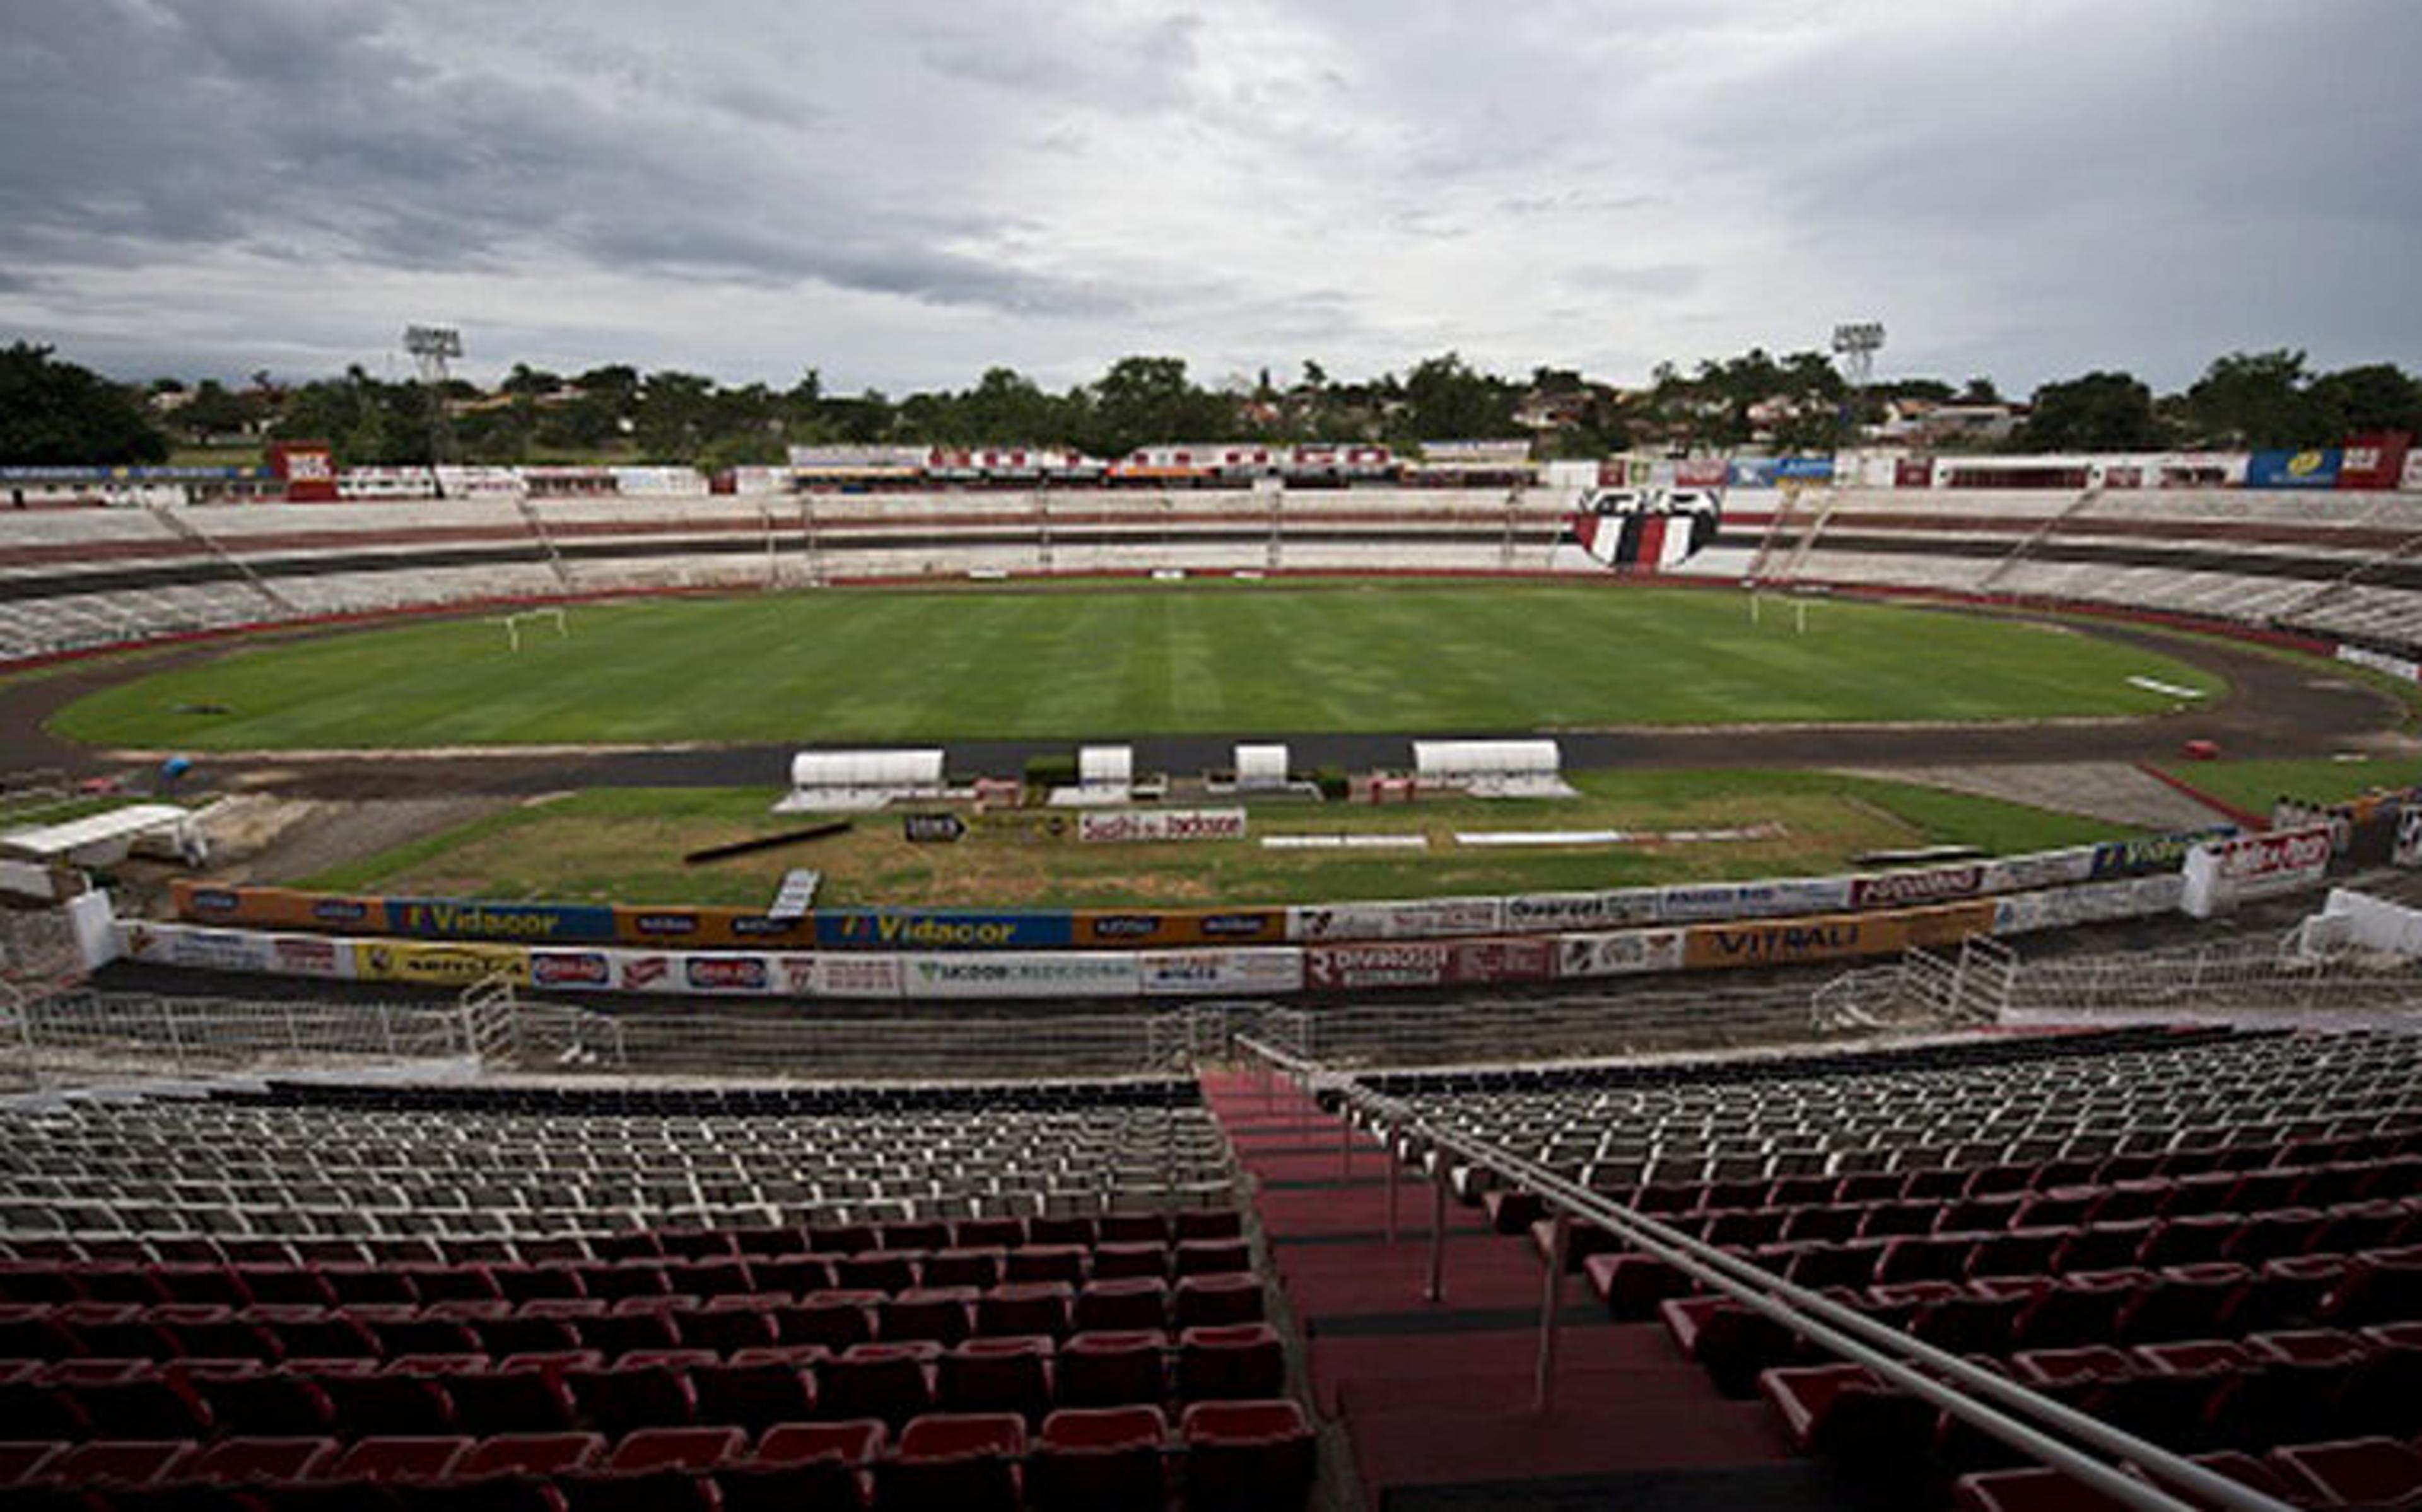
(1830, 761, 2234, 831)
(205, 794, 518, 886)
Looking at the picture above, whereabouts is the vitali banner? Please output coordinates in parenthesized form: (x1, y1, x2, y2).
(1680, 900, 1999, 971)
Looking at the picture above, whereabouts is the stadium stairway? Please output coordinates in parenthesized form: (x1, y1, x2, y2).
(1197, 1069, 1875, 1512)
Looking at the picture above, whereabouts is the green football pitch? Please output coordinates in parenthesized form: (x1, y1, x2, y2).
(49, 583, 2226, 751)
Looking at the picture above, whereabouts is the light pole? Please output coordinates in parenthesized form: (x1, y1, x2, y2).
(404, 324, 463, 489)
(1830, 321, 1884, 453)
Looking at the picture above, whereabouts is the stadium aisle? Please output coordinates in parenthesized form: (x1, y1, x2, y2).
(1198, 1069, 1872, 1511)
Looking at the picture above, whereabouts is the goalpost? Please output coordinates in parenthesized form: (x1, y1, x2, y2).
(490, 607, 569, 651)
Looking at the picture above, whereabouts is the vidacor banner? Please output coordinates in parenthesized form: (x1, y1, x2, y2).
(814, 910, 1074, 951)
(1076, 810, 1247, 844)
(389, 897, 619, 944)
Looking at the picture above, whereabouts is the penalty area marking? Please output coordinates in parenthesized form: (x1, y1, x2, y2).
(1262, 834, 1430, 851)
(489, 607, 570, 652)
(2127, 674, 2206, 699)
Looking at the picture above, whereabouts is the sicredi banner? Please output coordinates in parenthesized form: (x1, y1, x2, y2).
(2179, 824, 2334, 919)
(814, 911, 1074, 951)
(1073, 909, 1287, 948)
(1077, 810, 1247, 844)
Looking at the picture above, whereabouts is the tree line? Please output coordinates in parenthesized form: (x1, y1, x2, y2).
(3, 338, 2417, 468)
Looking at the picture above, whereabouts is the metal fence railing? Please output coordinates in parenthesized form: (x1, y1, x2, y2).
(2006, 936, 2422, 1025)
(1246, 980, 1842, 1070)
(0, 986, 1198, 1090)
(1234, 1035, 2298, 1512)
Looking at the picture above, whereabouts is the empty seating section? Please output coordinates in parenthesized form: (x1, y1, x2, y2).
(0, 1074, 1318, 1508)
(1360, 1026, 2422, 1504)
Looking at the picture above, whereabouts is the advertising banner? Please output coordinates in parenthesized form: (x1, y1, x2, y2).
(679, 953, 778, 995)
(2088, 827, 2237, 880)
(1503, 889, 1664, 932)
(1774, 457, 1837, 481)
(1978, 847, 2100, 895)
(351, 939, 531, 987)
(2336, 436, 2411, 492)
(2244, 449, 2343, 489)
(1847, 864, 1986, 910)
(610, 907, 817, 950)
(807, 955, 905, 999)
(121, 922, 274, 974)
(2179, 824, 2334, 918)
(1290, 897, 1504, 942)
(1137, 948, 1306, 996)
(529, 950, 616, 991)
(1674, 458, 1730, 488)
(1729, 458, 1782, 488)
(2398, 806, 2422, 869)
(901, 953, 1139, 999)
(1303, 937, 1555, 991)
(1556, 929, 1687, 979)
(1073, 909, 1287, 948)
(1681, 900, 1998, 971)
(267, 933, 353, 979)
(2337, 644, 2422, 683)
(1658, 878, 1854, 922)
(1077, 810, 1248, 844)
(814, 910, 1074, 951)
(389, 897, 619, 945)
(172, 881, 390, 935)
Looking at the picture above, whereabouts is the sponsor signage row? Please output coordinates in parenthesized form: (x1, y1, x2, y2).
(1077, 809, 1247, 844)
(171, 832, 2225, 963)
(1680, 900, 2001, 971)
(2179, 824, 2336, 919)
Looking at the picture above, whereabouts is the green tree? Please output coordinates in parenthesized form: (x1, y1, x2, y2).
(1401, 351, 1516, 439)
(1080, 356, 1232, 455)
(2018, 371, 2166, 451)
(2307, 363, 2421, 439)
(2186, 349, 2317, 448)
(0, 343, 170, 463)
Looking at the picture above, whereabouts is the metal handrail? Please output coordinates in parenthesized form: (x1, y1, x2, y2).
(1234, 1035, 2297, 1512)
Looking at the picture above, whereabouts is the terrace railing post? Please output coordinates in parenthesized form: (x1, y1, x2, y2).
(1341, 1103, 1354, 1177)
(1535, 1213, 1569, 1412)
(1424, 1163, 1448, 1303)
(1384, 1132, 1400, 1243)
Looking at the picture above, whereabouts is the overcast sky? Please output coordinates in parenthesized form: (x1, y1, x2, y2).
(3, 0, 2416, 396)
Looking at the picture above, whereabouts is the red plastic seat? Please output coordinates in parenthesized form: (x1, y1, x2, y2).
(779, 1292, 879, 1351)
(1032, 1404, 1166, 1511)
(689, 1351, 817, 1433)
(920, 1249, 1005, 1291)
(1174, 1211, 1244, 1243)
(833, 1252, 922, 1294)
(41, 1438, 197, 1490)
(565, 1358, 697, 1438)
(322, 1434, 472, 1483)
(313, 1357, 455, 1437)
(2268, 1436, 2422, 1508)
(1174, 1274, 1265, 1329)
(1965, 1228, 2066, 1282)
(875, 1411, 1025, 1512)
(1056, 1330, 1167, 1409)
(453, 1430, 609, 1478)
(185, 1434, 342, 1484)
(609, 1424, 747, 1473)
(1096, 1216, 1168, 1247)
(57, 1358, 213, 1439)
(879, 1288, 976, 1347)
(1176, 1323, 1284, 1402)
(440, 1358, 578, 1435)
(1074, 1278, 1168, 1334)
(1181, 1398, 1315, 1512)
(817, 1341, 939, 1429)
(680, 1293, 782, 1356)
(1003, 1246, 1087, 1286)
(974, 1283, 1072, 1340)
(744, 1255, 837, 1298)
(1952, 1466, 2134, 1511)
(938, 1335, 1053, 1424)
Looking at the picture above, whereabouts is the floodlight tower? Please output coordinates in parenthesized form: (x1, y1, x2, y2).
(404, 323, 463, 482)
(1831, 321, 1884, 450)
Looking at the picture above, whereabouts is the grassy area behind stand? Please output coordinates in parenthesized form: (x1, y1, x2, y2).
(299, 770, 2128, 909)
(2153, 755, 2422, 817)
(52, 583, 2223, 751)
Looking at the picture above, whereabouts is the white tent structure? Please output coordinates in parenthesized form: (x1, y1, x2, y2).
(1410, 739, 1574, 798)
(0, 804, 206, 869)
(1235, 743, 1290, 792)
(1050, 745, 1138, 807)
(776, 748, 950, 812)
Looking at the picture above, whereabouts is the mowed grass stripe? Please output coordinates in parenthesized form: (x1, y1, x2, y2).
(48, 584, 2226, 751)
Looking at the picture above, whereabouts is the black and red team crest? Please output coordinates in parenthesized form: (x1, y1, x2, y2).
(1555, 487, 1722, 571)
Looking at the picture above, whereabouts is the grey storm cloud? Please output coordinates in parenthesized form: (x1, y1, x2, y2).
(1, 0, 2417, 393)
